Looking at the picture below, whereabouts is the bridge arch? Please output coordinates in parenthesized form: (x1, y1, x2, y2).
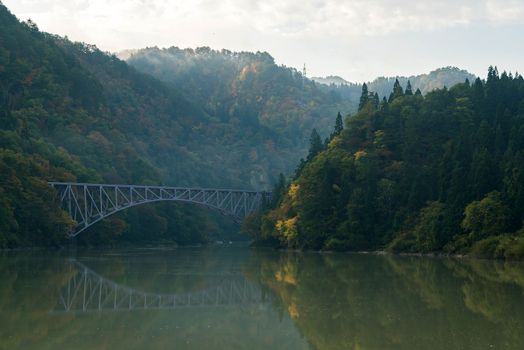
(49, 182, 271, 237)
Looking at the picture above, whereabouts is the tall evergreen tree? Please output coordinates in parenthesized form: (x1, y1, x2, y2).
(330, 112, 344, 139)
(389, 79, 404, 102)
(487, 66, 499, 82)
(307, 128, 323, 161)
(405, 80, 413, 95)
(359, 83, 369, 111)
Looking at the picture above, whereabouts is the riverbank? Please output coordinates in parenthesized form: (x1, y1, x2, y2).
(251, 236, 524, 261)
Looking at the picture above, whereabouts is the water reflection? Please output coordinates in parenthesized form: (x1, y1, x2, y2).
(57, 260, 268, 313)
(0, 248, 307, 350)
(248, 252, 524, 350)
(1, 248, 524, 349)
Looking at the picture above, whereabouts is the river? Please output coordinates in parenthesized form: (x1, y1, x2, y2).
(1, 247, 523, 349)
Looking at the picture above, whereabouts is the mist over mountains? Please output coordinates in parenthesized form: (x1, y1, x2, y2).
(122, 47, 475, 119)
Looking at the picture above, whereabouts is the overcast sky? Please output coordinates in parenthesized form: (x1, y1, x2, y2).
(3, 0, 524, 82)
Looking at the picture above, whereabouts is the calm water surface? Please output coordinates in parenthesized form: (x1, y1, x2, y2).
(1, 247, 524, 349)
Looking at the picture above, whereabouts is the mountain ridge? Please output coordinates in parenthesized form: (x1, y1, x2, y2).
(312, 66, 474, 88)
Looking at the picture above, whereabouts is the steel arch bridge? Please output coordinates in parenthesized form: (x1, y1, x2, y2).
(49, 182, 271, 237)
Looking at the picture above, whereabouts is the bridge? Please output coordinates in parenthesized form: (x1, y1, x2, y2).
(55, 260, 270, 314)
(49, 182, 271, 237)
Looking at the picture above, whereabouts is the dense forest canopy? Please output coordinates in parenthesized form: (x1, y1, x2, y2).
(251, 69, 524, 259)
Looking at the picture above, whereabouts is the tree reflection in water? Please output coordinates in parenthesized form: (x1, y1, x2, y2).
(246, 251, 524, 350)
(1, 248, 524, 349)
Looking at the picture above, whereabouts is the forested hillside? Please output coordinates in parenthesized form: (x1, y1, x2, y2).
(252, 69, 524, 259)
(314, 67, 475, 112)
(124, 47, 346, 157)
(0, 4, 241, 247)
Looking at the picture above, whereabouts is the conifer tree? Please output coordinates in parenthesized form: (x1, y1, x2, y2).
(388, 79, 404, 102)
(358, 83, 369, 111)
(331, 112, 344, 138)
(307, 128, 323, 161)
(405, 80, 413, 95)
(487, 66, 499, 82)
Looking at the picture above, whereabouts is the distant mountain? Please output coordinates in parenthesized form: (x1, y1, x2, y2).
(311, 75, 350, 86)
(368, 67, 476, 96)
(314, 67, 476, 112)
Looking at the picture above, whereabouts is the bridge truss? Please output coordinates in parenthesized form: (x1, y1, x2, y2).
(49, 182, 271, 237)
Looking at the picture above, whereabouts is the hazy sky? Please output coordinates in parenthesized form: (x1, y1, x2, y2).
(4, 0, 524, 81)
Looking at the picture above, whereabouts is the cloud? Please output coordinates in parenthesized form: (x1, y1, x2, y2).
(3, 0, 524, 80)
(227, 0, 474, 36)
(7, 0, 524, 40)
(486, 0, 524, 22)
(225, 0, 524, 36)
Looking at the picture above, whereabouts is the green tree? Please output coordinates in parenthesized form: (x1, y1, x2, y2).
(388, 79, 404, 102)
(411, 201, 447, 252)
(462, 191, 511, 241)
(358, 83, 369, 111)
(405, 80, 413, 95)
(307, 128, 323, 161)
(330, 112, 344, 140)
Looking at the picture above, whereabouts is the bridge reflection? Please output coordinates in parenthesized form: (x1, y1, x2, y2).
(56, 260, 270, 313)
